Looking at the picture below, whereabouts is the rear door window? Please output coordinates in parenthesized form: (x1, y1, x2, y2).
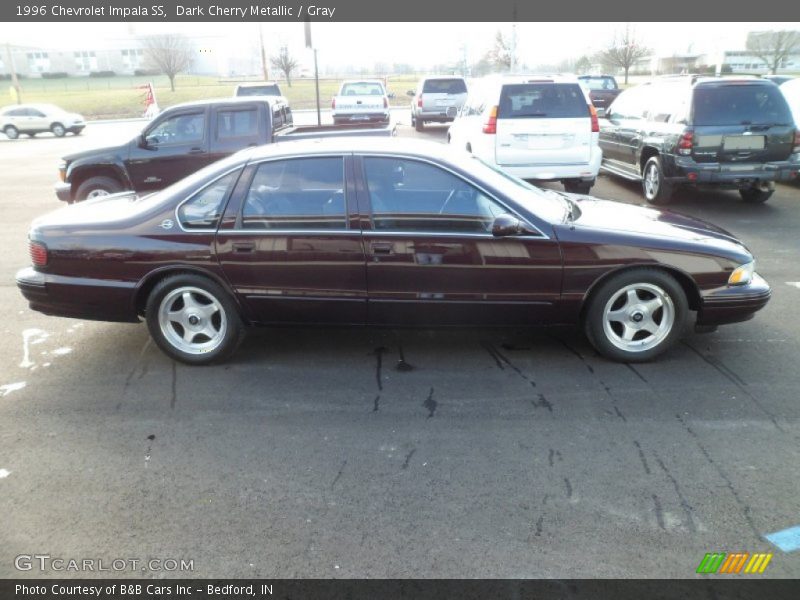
(692, 85, 793, 126)
(217, 108, 259, 139)
(422, 79, 467, 94)
(498, 83, 588, 119)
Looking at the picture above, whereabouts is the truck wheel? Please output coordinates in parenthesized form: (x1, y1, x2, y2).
(51, 123, 66, 137)
(642, 156, 674, 205)
(75, 176, 124, 201)
(146, 273, 246, 365)
(564, 180, 593, 194)
(739, 187, 773, 204)
(584, 268, 688, 363)
(4, 125, 19, 140)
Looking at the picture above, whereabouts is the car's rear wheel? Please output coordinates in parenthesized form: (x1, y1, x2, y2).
(4, 125, 19, 140)
(739, 187, 773, 203)
(642, 156, 674, 205)
(75, 176, 123, 200)
(415, 116, 424, 132)
(584, 268, 688, 362)
(51, 123, 66, 137)
(146, 274, 245, 365)
(564, 180, 593, 194)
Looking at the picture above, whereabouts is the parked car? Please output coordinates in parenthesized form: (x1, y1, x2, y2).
(599, 76, 800, 204)
(233, 82, 284, 97)
(55, 96, 393, 203)
(447, 75, 602, 194)
(1, 103, 85, 139)
(780, 77, 800, 125)
(19, 138, 769, 365)
(577, 75, 621, 115)
(331, 80, 390, 125)
(408, 76, 468, 131)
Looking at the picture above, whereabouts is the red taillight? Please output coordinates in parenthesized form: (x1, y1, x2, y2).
(482, 105, 498, 134)
(383, 96, 388, 109)
(30, 241, 47, 267)
(331, 97, 336, 109)
(589, 104, 599, 133)
(793, 130, 800, 153)
(678, 131, 694, 155)
(417, 96, 422, 108)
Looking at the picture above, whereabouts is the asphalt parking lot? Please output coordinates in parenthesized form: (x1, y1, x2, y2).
(1, 116, 799, 579)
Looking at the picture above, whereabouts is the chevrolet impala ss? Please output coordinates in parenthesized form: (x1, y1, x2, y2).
(17, 138, 770, 364)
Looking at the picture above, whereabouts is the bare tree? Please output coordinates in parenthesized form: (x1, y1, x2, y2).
(746, 30, 800, 74)
(142, 34, 193, 92)
(270, 46, 299, 87)
(598, 25, 651, 84)
(574, 56, 592, 75)
(486, 31, 511, 71)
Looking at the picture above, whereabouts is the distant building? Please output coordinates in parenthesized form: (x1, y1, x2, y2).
(695, 50, 800, 74)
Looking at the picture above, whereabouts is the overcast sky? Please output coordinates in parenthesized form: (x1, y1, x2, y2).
(4, 22, 798, 69)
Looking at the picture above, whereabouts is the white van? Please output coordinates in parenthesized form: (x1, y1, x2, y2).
(447, 75, 602, 193)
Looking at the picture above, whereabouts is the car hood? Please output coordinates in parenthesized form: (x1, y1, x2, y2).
(568, 194, 744, 246)
(63, 141, 126, 163)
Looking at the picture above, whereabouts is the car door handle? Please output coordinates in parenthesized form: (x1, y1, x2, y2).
(188, 147, 206, 155)
(232, 242, 255, 253)
(370, 242, 393, 255)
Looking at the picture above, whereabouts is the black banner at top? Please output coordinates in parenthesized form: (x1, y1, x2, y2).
(0, 0, 799, 21)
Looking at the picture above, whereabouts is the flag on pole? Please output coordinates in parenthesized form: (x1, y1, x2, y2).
(138, 82, 160, 118)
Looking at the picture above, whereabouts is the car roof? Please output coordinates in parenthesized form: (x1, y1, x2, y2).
(236, 82, 281, 87)
(243, 137, 460, 162)
(340, 79, 385, 85)
(166, 96, 286, 111)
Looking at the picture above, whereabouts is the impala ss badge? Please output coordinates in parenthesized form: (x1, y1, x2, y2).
(159, 219, 174, 230)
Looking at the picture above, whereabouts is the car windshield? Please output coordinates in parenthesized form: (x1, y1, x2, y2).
(237, 85, 280, 96)
(498, 83, 588, 119)
(692, 84, 794, 126)
(579, 77, 617, 91)
(422, 79, 467, 94)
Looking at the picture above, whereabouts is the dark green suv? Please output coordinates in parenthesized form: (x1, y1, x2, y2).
(599, 76, 800, 204)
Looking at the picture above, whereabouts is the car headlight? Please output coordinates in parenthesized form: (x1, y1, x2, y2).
(58, 161, 67, 183)
(728, 261, 755, 286)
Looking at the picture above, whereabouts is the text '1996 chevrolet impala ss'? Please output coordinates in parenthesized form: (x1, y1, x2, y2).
(17, 138, 770, 365)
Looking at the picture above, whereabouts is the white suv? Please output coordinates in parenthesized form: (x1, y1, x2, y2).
(447, 75, 602, 193)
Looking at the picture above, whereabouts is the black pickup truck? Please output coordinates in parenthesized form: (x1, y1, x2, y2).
(56, 97, 394, 202)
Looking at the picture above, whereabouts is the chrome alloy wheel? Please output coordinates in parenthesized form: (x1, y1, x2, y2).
(157, 286, 227, 355)
(602, 283, 675, 353)
(643, 163, 659, 200)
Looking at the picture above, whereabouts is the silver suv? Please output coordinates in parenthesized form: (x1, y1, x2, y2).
(408, 77, 468, 131)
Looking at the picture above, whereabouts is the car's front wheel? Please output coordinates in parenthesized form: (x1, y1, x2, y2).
(584, 268, 688, 362)
(146, 274, 246, 365)
(4, 125, 19, 140)
(642, 156, 674, 205)
(75, 176, 123, 200)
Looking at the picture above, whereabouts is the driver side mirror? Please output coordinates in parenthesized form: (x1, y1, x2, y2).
(140, 133, 159, 149)
(491, 214, 525, 237)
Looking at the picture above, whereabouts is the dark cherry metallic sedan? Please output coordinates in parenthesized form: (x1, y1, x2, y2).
(17, 138, 770, 365)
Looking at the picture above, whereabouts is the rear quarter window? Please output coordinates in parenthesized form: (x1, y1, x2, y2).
(498, 83, 588, 119)
(692, 84, 794, 126)
(422, 79, 468, 94)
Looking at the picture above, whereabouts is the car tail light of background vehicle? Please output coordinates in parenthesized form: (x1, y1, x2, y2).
(482, 106, 498, 134)
(417, 96, 422, 108)
(384, 97, 388, 109)
(793, 130, 800, 153)
(678, 131, 694, 155)
(331, 98, 336, 109)
(589, 104, 599, 133)
(29, 240, 47, 267)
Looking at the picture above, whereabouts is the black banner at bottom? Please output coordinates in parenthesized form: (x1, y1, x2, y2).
(1, 579, 799, 600)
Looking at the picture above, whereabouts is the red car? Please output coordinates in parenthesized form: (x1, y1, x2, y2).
(17, 139, 770, 365)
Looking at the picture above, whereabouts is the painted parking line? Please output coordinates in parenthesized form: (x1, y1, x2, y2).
(765, 525, 800, 552)
(786, 282, 800, 289)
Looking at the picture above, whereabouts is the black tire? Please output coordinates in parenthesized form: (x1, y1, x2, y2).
(564, 180, 593, 194)
(641, 156, 674, 205)
(51, 122, 66, 137)
(739, 187, 773, 204)
(75, 176, 124, 201)
(27, 133, 36, 138)
(584, 268, 688, 363)
(146, 273, 246, 365)
(415, 116, 424, 132)
(4, 125, 19, 140)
